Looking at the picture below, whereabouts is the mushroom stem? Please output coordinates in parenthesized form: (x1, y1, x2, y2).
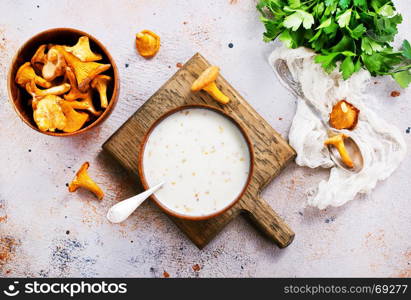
(97, 84, 108, 108)
(324, 134, 354, 168)
(203, 82, 230, 104)
(91, 75, 111, 109)
(68, 162, 104, 200)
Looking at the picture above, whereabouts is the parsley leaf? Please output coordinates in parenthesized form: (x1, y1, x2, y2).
(353, 0, 367, 8)
(349, 24, 366, 40)
(393, 71, 411, 88)
(315, 52, 340, 73)
(284, 10, 314, 31)
(339, 0, 352, 10)
(402, 40, 411, 60)
(340, 56, 356, 79)
(337, 9, 352, 27)
(257, 0, 411, 87)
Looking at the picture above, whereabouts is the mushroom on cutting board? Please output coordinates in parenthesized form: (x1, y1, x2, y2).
(191, 66, 230, 104)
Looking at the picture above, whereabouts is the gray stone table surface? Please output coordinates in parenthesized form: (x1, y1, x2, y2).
(0, 0, 410, 277)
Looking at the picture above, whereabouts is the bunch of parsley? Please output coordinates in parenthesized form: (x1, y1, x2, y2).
(257, 0, 411, 87)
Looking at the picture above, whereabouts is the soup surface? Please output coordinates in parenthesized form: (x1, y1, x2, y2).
(142, 107, 251, 217)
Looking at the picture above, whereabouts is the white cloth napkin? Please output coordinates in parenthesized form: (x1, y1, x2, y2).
(269, 46, 407, 209)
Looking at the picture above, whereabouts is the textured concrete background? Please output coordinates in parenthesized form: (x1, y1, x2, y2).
(0, 0, 410, 278)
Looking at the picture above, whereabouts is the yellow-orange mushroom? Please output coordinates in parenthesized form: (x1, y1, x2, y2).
(59, 100, 89, 133)
(324, 133, 354, 168)
(33, 95, 67, 132)
(329, 100, 360, 130)
(191, 66, 229, 104)
(64, 36, 102, 62)
(68, 162, 104, 200)
(59, 47, 111, 92)
(63, 67, 89, 101)
(91, 75, 111, 108)
(15, 62, 52, 88)
(77, 90, 102, 116)
(42, 47, 67, 81)
(135, 30, 160, 58)
(26, 80, 71, 109)
(31, 44, 47, 72)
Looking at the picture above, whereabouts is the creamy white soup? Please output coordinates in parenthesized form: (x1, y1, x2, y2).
(142, 108, 251, 217)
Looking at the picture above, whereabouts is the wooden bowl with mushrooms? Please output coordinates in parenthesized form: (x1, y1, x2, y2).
(7, 28, 119, 136)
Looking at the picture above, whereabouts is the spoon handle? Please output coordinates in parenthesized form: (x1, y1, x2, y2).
(128, 182, 164, 207)
(107, 182, 164, 223)
(301, 96, 330, 130)
(273, 59, 329, 129)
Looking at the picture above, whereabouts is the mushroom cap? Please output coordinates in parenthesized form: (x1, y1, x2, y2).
(68, 162, 104, 200)
(31, 44, 47, 71)
(329, 100, 360, 130)
(74, 161, 90, 180)
(59, 100, 89, 133)
(15, 62, 52, 88)
(136, 30, 160, 58)
(59, 47, 111, 92)
(324, 133, 349, 145)
(91, 74, 111, 88)
(15, 62, 35, 85)
(64, 36, 102, 62)
(68, 161, 90, 192)
(42, 47, 66, 81)
(33, 95, 67, 132)
(191, 66, 220, 91)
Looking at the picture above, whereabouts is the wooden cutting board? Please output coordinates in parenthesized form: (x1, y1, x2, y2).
(103, 53, 296, 249)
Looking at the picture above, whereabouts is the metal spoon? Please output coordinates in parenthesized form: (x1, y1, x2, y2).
(273, 59, 364, 173)
(106, 182, 164, 223)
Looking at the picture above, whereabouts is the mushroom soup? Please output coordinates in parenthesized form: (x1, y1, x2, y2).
(142, 107, 251, 217)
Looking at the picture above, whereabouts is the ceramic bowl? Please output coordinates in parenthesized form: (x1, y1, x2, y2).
(7, 27, 119, 136)
(138, 104, 254, 221)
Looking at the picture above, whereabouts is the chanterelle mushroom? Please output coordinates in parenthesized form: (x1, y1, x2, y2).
(324, 133, 354, 168)
(77, 90, 102, 116)
(191, 66, 229, 104)
(26, 80, 71, 109)
(33, 95, 67, 132)
(329, 100, 360, 130)
(59, 47, 111, 92)
(42, 47, 67, 81)
(135, 30, 160, 58)
(64, 36, 102, 62)
(63, 67, 88, 101)
(59, 100, 89, 133)
(15, 62, 52, 88)
(68, 162, 104, 200)
(91, 75, 111, 108)
(31, 44, 47, 72)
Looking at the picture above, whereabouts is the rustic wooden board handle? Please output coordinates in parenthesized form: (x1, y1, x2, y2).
(241, 197, 295, 248)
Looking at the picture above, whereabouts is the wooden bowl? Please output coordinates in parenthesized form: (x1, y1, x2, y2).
(138, 104, 255, 221)
(7, 28, 119, 137)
